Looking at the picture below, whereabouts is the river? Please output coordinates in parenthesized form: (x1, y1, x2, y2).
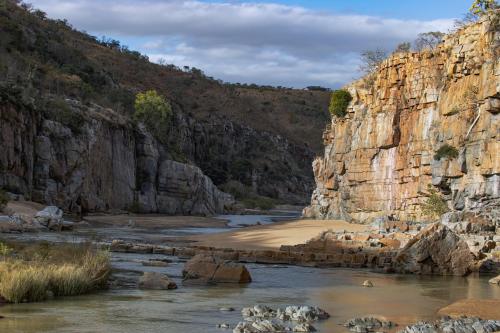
(0, 214, 498, 332)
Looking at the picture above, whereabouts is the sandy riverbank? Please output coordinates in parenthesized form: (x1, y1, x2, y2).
(187, 218, 369, 250)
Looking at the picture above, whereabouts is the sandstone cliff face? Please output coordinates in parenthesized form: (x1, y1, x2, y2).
(0, 97, 232, 215)
(305, 15, 499, 222)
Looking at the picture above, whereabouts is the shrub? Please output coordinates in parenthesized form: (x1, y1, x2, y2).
(434, 144, 459, 160)
(329, 90, 352, 118)
(134, 90, 172, 144)
(0, 188, 8, 212)
(421, 185, 449, 219)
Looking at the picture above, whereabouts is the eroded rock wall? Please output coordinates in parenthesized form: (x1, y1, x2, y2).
(0, 97, 232, 215)
(305, 15, 499, 222)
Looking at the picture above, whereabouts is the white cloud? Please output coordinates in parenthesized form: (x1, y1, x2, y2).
(28, 0, 455, 87)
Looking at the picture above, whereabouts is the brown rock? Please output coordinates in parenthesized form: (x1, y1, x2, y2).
(138, 272, 177, 290)
(379, 238, 401, 249)
(182, 254, 252, 284)
(393, 223, 476, 276)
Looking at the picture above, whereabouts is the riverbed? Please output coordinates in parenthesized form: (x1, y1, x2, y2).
(0, 252, 498, 333)
(0, 214, 498, 332)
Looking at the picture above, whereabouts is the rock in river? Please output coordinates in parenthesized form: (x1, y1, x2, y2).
(488, 275, 500, 285)
(182, 254, 252, 284)
(33, 206, 64, 230)
(344, 316, 395, 332)
(393, 223, 475, 276)
(138, 272, 177, 290)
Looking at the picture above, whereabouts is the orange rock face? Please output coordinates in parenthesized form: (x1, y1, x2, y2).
(304, 14, 499, 222)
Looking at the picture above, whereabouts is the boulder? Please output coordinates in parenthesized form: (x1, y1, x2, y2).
(138, 272, 177, 290)
(489, 275, 500, 285)
(393, 223, 476, 276)
(344, 317, 395, 332)
(33, 206, 64, 230)
(182, 254, 252, 284)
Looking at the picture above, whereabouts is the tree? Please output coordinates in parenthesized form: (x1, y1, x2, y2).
(414, 31, 445, 51)
(134, 90, 172, 144)
(394, 42, 411, 53)
(359, 49, 387, 74)
(329, 90, 352, 118)
(470, 0, 499, 15)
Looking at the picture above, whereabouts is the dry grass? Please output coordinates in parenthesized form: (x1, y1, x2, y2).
(0, 242, 110, 303)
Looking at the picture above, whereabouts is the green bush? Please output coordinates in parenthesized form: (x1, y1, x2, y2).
(329, 90, 352, 118)
(434, 144, 459, 160)
(0, 189, 8, 212)
(134, 90, 172, 144)
(421, 185, 449, 219)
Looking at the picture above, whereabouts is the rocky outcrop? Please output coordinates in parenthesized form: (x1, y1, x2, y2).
(0, 97, 233, 215)
(393, 223, 475, 276)
(182, 254, 252, 283)
(305, 14, 499, 222)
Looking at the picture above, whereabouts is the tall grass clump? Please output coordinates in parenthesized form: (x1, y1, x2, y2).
(0, 242, 110, 303)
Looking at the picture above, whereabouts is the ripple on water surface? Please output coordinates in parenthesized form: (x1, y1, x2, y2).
(0, 257, 498, 333)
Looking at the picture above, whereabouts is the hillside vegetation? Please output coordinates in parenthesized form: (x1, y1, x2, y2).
(0, 0, 331, 209)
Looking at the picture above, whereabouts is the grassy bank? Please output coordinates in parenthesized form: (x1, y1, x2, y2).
(0, 242, 110, 303)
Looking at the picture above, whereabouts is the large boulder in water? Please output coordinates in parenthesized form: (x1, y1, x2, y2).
(393, 223, 475, 276)
(182, 254, 252, 284)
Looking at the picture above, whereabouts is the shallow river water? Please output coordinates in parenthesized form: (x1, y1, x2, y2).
(0, 214, 498, 332)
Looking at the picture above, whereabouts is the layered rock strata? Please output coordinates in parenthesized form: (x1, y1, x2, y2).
(305, 14, 499, 222)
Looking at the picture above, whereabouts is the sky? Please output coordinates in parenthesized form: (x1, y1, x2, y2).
(28, 0, 472, 88)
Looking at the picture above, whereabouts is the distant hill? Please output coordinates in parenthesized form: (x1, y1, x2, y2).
(0, 0, 330, 212)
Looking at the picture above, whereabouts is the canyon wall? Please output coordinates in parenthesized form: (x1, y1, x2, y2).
(305, 14, 499, 222)
(0, 96, 234, 215)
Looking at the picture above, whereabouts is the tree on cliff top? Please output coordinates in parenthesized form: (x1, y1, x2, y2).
(359, 49, 387, 74)
(134, 90, 172, 144)
(414, 32, 445, 51)
(470, 0, 499, 15)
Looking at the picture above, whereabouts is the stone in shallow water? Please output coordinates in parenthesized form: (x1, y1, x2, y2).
(284, 306, 330, 322)
(138, 272, 177, 290)
(344, 317, 395, 332)
(233, 319, 287, 333)
(363, 280, 374, 287)
(488, 275, 500, 285)
(399, 318, 500, 333)
(293, 322, 316, 332)
(183, 254, 252, 284)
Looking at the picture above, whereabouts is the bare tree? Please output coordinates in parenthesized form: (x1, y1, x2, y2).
(394, 42, 411, 53)
(359, 49, 388, 74)
(414, 32, 445, 51)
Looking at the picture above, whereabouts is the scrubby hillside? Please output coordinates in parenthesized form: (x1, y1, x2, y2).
(0, 1, 330, 213)
(305, 11, 499, 222)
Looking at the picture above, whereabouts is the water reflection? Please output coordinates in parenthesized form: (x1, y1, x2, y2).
(0, 259, 497, 333)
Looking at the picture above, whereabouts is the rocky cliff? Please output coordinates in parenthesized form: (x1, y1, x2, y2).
(0, 1, 329, 214)
(0, 94, 233, 215)
(305, 14, 499, 222)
